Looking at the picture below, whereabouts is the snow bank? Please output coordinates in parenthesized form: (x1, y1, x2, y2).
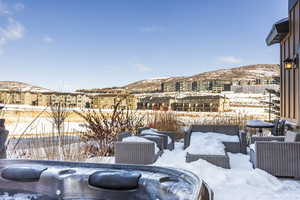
(155, 143, 300, 200)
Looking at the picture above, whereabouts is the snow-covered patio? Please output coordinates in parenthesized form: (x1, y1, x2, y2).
(153, 142, 300, 200)
(86, 141, 300, 200)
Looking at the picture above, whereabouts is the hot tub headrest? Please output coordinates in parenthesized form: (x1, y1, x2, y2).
(1, 167, 47, 182)
(89, 171, 141, 190)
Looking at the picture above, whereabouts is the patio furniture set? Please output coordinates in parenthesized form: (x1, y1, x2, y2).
(115, 119, 300, 178)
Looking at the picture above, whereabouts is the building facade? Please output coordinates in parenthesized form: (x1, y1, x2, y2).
(91, 94, 138, 110)
(0, 90, 91, 108)
(266, 0, 300, 126)
(162, 77, 279, 94)
(162, 80, 234, 93)
(137, 95, 230, 112)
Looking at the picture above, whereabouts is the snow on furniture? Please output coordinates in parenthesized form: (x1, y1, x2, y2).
(122, 136, 160, 154)
(117, 131, 132, 141)
(186, 132, 234, 155)
(246, 120, 275, 136)
(184, 125, 247, 154)
(247, 120, 274, 127)
(250, 131, 300, 178)
(114, 136, 162, 165)
(140, 128, 175, 150)
(185, 132, 232, 168)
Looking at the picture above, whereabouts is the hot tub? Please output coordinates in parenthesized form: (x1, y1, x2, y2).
(0, 159, 213, 200)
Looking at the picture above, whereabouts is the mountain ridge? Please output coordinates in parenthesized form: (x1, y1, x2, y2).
(119, 64, 280, 93)
(0, 64, 280, 94)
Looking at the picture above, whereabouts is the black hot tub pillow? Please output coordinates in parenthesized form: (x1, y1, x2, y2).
(89, 171, 141, 190)
(1, 167, 47, 182)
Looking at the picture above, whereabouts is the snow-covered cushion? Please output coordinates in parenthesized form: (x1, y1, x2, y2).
(192, 132, 239, 142)
(249, 144, 255, 152)
(141, 129, 172, 144)
(122, 136, 160, 154)
(284, 131, 300, 142)
(186, 133, 227, 155)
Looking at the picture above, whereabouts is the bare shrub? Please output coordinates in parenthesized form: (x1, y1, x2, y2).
(74, 96, 145, 157)
(146, 111, 185, 140)
(188, 112, 255, 129)
(47, 102, 71, 160)
(147, 111, 184, 132)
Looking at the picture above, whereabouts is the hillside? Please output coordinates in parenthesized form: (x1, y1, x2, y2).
(120, 64, 280, 93)
(77, 64, 280, 93)
(0, 81, 52, 93)
(189, 64, 279, 81)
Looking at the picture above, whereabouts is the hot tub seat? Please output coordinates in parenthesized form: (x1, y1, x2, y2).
(89, 171, 141, 190)
(1, 167, 47, 182)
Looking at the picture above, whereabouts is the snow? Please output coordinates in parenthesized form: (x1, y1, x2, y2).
(247, 120, 274, 127)
(247, 69, 278, 77)
(122, 136, 160, 153)
(0, 193, 39, 200)
(249, 144, 255, 151)
(187, 133, 226, 155)
(86, 156, 115, 163)
(154, 142, 300, 200)
(6, 118, 84, 136)
(193, 132, 240, 142)
(186, 132, 239, 155)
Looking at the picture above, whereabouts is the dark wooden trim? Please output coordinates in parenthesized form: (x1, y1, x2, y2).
(289, 0, 299, 11)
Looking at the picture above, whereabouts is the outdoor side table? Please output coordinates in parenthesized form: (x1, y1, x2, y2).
(246, 120, 274, 136)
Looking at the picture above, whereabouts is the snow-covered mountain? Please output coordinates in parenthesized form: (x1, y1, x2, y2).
(0, 81, 52, 93)
(120, 64, 280, 93)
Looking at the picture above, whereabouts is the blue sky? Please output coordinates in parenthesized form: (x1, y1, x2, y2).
(0, 0, 287, 91)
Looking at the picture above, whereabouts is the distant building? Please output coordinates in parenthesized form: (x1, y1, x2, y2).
(162, 78, 278, 94)
(137, 96, 172, 111)
(137, 95, 230, 112)
(171, 95, 230, 112)
(0, 90, 91, 108)
(91, 94, 138, 110)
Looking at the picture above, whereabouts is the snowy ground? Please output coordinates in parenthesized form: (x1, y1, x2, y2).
(6, 118, 85, 136)
(154, 143, 300, 200)
(85, 142, 300, 200)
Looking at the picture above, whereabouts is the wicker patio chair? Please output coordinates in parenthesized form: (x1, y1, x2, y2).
(114, 141, 162, 165)
(278, 120, 286, 136)
(270, 119, 280, 136)
(140, 129, 175, 150)
(153, 130, 176, 150)
(250, 131, 300, 178)
(140, 135, 164, 151)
